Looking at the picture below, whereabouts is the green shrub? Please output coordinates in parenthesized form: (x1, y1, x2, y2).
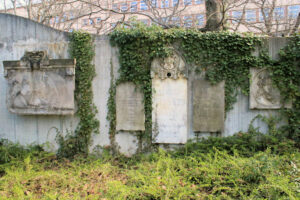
(102, 149, 299, 200)
(0, 139, 45, 165)
(0, 138, 299, 199)
(174, 132, 296, 159)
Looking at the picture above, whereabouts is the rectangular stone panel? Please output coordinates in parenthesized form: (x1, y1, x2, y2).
(3, 51, 75, 115)
(250, 68, 292, 109)
(152, 78, 188, 144)
(116, 82, 145, 131)
(193, 79, 225, 132)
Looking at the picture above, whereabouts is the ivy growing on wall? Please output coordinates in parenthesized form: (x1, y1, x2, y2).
(107, 60, 117, 150)
(269, 35, 300, 145)
(55, 26, 298, 156)
(110, 24, 299, 149)
(56, 31, 99, 158)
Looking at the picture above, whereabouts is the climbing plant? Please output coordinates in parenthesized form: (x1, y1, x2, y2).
(109, 25, 174, 151)
(56, 31, 99, 158)
(109, 24, 299, 149)
(106, 60, 117, 151)
(269, 35, 300, 146)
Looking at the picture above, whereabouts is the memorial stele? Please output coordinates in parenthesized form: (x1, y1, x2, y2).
(3, 51, 76, 115)
(193, 78, 225, 132)
(250, 68, 292, 109)
(116, 82, 145, 131)
(151, 50, 188, 144)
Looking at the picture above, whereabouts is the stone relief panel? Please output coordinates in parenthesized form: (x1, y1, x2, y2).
(193, 79, 225, 132)
(151, 51, 188, 144)
(250, 68, 292, 109)
(116, 82, 145, 131)
(3, 51, 76, 115)
(151, 51, 187, 80)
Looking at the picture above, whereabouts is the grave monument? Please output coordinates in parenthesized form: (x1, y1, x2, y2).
(151, 51, 188, 143)
(3, 51, 76, 115)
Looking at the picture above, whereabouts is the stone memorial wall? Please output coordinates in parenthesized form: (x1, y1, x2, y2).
(0, 14, 291, 156)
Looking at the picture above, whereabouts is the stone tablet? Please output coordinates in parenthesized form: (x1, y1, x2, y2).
(151, 51, 188, 144)
(250, 68, 292, 109)
(116, 82, 145, 131)
(3, 51, 75, 115)
(193, 79, 225, 132)
(152, 78, 188, 143)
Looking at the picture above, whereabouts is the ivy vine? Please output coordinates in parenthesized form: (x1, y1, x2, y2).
(56, 31, 99, 158)
(110, 25, 299, 148)
(107, 60, 117, 151)
(270, 35, 300, 146)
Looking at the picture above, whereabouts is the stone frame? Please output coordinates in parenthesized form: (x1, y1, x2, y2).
(3, 51, 76, 115)
(250, 68, 292, 109)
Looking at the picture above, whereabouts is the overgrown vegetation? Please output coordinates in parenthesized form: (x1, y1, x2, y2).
(109, 26, 261, 150)
(269, 35, 300, 146)
(56, 31, 99, 158)
(0, 129, 299, 199)
(1, 101, 299, 199)
(51, 25, 299, 157)
(109, 25, 299, 151)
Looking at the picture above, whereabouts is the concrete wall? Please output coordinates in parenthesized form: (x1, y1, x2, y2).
(0, 14, 74, 151)
(0, 14, 288, 155)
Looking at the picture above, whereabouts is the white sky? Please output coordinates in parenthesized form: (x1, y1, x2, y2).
(0, 0, 41, 9)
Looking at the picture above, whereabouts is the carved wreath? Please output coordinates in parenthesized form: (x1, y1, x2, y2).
(151, 51, 186, 80)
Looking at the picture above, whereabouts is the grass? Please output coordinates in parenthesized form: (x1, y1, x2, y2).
(0, 133, 299, 199)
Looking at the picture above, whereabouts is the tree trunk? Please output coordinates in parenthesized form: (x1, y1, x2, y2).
(3, 0, 7, 12)
(27, 0, 32, 19)
(291, 13, 300, 35)
(204, 0, 222, 31)
(11, 0, 17, 14)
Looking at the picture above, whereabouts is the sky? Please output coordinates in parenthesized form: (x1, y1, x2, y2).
(0, 0, 41, 9)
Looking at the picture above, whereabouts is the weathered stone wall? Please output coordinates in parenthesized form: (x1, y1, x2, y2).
(0, 14, 289, 155)
(0, 14, 75, 151)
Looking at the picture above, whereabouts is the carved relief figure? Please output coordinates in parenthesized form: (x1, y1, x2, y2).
(9, 71, 71, 109)
(21, 51, 48, 70)
(3, 51, 75, 115)
(250, 68, 291, 109)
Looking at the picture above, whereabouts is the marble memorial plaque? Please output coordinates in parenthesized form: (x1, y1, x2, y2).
(250, 68, 292, 109)
(193, 79, 225, 132)
(3, 51, 75, 115)
(151, 51, 188, 144)
(116, 82, 145, 131)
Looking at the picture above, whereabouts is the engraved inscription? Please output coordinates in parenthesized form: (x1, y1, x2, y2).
(152, 78, 188, 144)
(193, 79, 225, 132)
(116, 82, 145, 131)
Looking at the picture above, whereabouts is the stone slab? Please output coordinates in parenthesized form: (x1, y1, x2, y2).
(152, 78, 188, 144)
(115, 132, 139, 157)
(3, 51, 75, 115)
(116, 82, 145, 131)
(250, 68, 292, 109)
(193, 79, 225, 132)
